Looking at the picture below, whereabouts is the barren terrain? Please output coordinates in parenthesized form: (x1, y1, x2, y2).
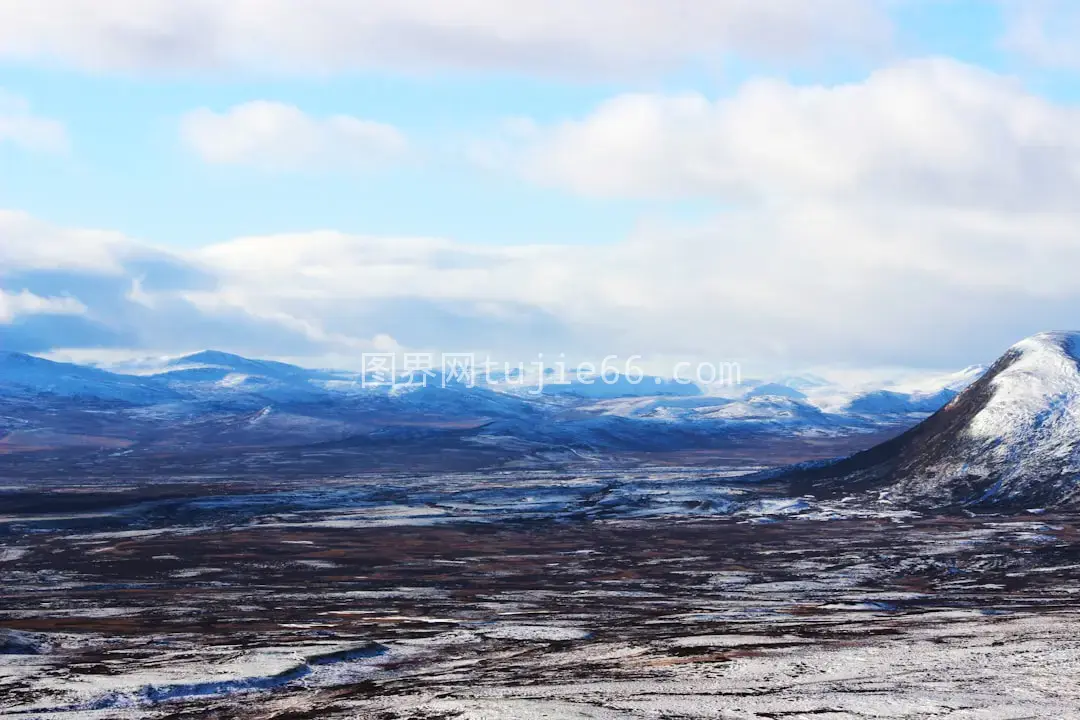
(2, 471, 1078, 718)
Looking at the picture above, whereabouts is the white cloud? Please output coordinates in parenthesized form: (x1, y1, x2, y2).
(0, 210, 131, 273)
(9, 60, 1080, 370)
(183, 59, 1080, 369)
(6, 193, 1080, 372)
(0, 0, 891, 77)
(1001, 0, 1080, 70)
(469, 58, 1080, 311)
(0, 289, 86, 323)
(180, 102, 408, 172)
(496, 58, 1080, 211)
(0, 210, 418, 359)
(0, 90, 67, 153)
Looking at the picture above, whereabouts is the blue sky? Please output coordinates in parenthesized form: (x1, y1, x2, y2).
(0, 67, 671, 247)
(3, 0, 1080, 375)
(0, 0, 1010, 249)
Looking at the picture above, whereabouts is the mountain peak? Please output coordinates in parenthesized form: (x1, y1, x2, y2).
(965, 330, 1080, 444)
(781, 331, 1080, 509)
(0, 351, 46, 366)
(166, 350, 309, 379)
(1011, 330, 1080, 351)
(743, 383, 808, 401)
(170, 350, 257, 367)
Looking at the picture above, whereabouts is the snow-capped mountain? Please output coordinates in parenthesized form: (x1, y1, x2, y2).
(150, 351, 340, 405)
(0, 352, 178, 404)
(842, 388, 959, 416)
(0, 348, 984, 474)
(743, 383, 809, 401)
(782, 332, 1080, 509)
(481, 368, 703, 399)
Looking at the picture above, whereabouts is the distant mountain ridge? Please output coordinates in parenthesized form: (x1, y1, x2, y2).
(843, 388, 960, 416)
(0, 349, 983, 476)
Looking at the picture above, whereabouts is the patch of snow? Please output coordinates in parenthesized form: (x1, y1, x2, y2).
(478, 625, 591, 642)
(0, 547, 28, 562)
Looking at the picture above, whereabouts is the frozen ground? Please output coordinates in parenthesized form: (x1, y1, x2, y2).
(1, 470, 1079, 718)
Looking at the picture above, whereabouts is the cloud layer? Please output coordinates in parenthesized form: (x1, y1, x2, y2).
(5, 58, 1080, 372)
(0, 0, 890, 77)
(500, 59, 1080, 210)
(181, 102, 408, 171)
(0, 289, 86, 324)
(484, 58, 1080, 305)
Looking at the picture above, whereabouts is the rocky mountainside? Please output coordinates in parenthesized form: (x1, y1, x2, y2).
(783, 332, 1080, 509)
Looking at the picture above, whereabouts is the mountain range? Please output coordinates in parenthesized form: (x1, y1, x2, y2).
(0, 349, 975, 477)
(8, 334, 1080, 510)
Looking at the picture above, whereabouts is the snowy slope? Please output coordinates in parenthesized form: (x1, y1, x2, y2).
(572, 394, 868, 437)
(150, 351, 339, 404)
(743, 383, 809, 401)
(783, 332, 1080, 508)
(0, 352, 177, 404)
(162, 351, 325, 382)
(487, 370, 703, 399)
(843, 388, 958, 416)
(966, 333, 1080, 444)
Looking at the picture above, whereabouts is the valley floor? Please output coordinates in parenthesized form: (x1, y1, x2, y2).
(1, 472, 1079, 719)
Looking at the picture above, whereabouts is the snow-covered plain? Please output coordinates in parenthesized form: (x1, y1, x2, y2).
(3, 469, 1080, 719)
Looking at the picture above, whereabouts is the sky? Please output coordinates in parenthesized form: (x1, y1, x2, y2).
(2, 0, 1080, 376)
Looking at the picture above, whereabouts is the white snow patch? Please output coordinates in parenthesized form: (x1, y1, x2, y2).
(478, 625, 591, 642)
